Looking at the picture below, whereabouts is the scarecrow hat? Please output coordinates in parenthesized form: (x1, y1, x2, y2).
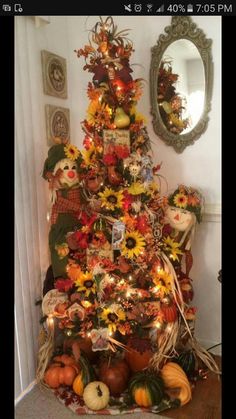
(168, 184, 204, 223)
(42, 143, 80, 180)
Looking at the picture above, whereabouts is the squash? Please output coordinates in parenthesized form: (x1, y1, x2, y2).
(161, 362, 192, 406)
(161, 302, 177, 323)
(128, 371, 164, 407)
(44, 356, 79, 389)
(83, 381, 110, 411)
(174, 350, 196, 377)
(73, 354, 96, 396)
(125, 337, 154, 372)
(98, 358, 130, 396)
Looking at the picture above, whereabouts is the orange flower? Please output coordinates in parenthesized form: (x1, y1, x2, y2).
(188, 194, 200, 207)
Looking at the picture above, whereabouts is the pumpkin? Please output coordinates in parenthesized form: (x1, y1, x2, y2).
(161, 302, 178, 323)
(125, 337, 154, 372)
(98, 358, 130, 396)
(44, 354, 79, 388)
(174, 350, 196, 377)
(128, 371, 164, 407)
(73, 354, 96, 396)
(83, 381, 110, 411)
(161, 362, 192, 406)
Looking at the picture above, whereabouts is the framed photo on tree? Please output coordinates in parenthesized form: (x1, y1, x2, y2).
(45, 105, 70, 145)
(41, 50, 68, 98)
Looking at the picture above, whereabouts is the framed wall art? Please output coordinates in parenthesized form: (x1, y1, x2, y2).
(41, 50, 68, 98)
(45, 105, 70, 145)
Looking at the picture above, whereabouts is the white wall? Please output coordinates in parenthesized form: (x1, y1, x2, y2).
(15, 15, 221, 401)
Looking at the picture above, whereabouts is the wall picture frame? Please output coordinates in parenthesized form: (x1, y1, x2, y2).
(41, 50, 68, 98)
(45, 105, 70, 145)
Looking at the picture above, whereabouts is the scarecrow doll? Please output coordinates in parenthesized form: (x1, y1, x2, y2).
(42, 143, 83, 279)
(162, 185, 203, 305)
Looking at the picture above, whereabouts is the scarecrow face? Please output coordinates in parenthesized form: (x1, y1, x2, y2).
(165, 206, 194, 231)
(53, 158, 79, 188)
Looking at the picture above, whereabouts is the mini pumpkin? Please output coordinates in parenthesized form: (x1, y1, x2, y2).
(161, 302, 178, 323)
(44, 355, 79, 389)
(83, 381, 110, 411)
(128, 371, 164, 407)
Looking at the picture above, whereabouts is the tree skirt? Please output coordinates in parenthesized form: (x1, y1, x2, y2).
(54, 386, 180, 415)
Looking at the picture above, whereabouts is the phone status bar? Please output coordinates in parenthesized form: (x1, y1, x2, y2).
(123, 3, 233, 15)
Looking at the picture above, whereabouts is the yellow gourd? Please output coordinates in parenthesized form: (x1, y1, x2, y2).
(73, 373, 84, 396)
(114, 107, 130, 128)
(161, 362, 192, 406)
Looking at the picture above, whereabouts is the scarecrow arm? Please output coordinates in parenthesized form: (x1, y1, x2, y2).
(55, 196, 81, 212)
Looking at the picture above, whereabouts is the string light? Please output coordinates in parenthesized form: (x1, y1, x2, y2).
(87, 332, 91, 338)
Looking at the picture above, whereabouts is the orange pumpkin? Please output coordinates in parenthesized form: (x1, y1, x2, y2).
(161, 303, 177, 323)
(125, 338, 154, 373)
(44, 359, 79, 388)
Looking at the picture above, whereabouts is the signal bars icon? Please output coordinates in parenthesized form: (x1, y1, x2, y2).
(156, 4, 164, 13)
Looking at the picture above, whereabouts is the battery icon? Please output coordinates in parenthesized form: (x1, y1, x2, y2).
(187, 4, 193, 12)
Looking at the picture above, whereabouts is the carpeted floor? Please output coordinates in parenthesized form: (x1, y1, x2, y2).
(15, 385, 166, 419)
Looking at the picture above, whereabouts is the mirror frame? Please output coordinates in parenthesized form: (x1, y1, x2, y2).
(150, 16, 213, 153)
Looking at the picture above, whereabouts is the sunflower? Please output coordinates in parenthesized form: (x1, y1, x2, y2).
(173, 193, 188, 208)
(122, 230, 146, 259)
(82, 144, 97, 166)
(163, 236, 183, 262)
(128, 182, 146, 195)
(99, 187, 124, 211)
(87, 100, 112, 127)
(100, 305, 126, 333)
(152, 269, 172, 299)
(64, 144, 80, 161)
(75, 271, 96, 297)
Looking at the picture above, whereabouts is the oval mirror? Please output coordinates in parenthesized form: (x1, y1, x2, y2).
(150, 16, 213, 153)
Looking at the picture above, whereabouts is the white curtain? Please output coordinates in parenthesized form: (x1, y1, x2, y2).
(15, 16, 50, 400)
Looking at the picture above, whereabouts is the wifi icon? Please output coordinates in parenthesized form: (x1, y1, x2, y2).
(147, 4, 153, 12)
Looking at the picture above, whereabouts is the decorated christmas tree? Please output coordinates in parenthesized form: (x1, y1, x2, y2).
(36, 16, 220, 415)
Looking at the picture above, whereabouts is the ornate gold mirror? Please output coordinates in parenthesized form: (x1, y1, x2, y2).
(150, 16, 213, 153)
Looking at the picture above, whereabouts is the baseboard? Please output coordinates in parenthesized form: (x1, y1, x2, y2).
(197, 339, 222, 356)
(15, 380, 36, 406)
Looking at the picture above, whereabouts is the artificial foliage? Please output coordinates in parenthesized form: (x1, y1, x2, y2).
(37, 16, 220, 415)
(158, 60, 189, 134)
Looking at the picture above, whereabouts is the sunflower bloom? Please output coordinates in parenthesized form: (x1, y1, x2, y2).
(100, 306, 126, 333)
(75, 271, 96, 297)
(163, 236, 183, 262)
(99, 187, 124, 211)
(122, 230, 146, 259)
(152, 269, 172, 298)
(173, 193, 188, 208)
(64, 144, 80, 161)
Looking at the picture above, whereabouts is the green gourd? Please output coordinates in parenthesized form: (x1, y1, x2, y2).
(114, 107, 130, 128)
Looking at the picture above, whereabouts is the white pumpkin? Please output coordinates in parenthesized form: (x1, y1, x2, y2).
(83, 381, 110, 410)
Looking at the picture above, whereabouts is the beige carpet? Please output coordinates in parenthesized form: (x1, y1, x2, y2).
(15, 385, 167, 419)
